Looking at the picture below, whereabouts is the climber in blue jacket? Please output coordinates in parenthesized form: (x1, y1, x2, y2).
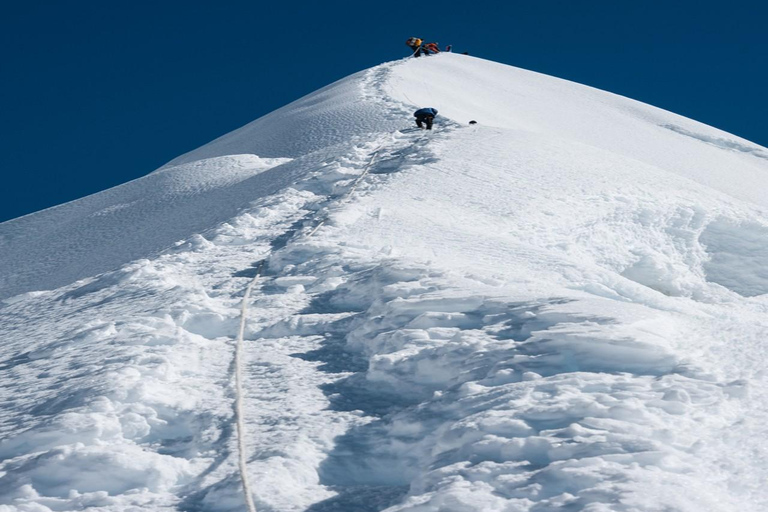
(414, 108, 438, 130)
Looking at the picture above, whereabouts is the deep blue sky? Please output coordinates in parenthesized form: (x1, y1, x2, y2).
(2, 1, 766, 222)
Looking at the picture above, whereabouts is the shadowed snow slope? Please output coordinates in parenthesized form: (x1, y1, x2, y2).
(1, 54, 768, 512)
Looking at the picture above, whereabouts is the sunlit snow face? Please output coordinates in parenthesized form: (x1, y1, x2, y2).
(2, 54, 767, 512)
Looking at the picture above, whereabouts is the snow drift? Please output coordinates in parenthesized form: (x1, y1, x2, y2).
(1, 54, 767, 512)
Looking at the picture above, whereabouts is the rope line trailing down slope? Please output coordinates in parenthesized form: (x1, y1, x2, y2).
(235, 260, 263, 512)
(305, 145, 385, 238)
(232, 142, 386, 511)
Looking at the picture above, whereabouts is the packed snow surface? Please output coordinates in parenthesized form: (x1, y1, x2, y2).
(2, 54, 768, 512)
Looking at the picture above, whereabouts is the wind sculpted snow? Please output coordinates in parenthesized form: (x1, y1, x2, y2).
(2, 55, 768, 511)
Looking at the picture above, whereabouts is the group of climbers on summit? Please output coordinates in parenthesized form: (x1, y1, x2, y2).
(406, 37, 450, 57)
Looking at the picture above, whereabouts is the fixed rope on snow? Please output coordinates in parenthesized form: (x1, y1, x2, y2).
(231, 141, 388, 510)
(305, 144, 386, 238)
(234, 259, 264, 512)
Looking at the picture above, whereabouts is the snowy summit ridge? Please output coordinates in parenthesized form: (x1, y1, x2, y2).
(2, 54, 768, 512)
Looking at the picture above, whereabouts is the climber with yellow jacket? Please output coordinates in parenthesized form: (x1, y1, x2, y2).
(406, 37, 425, 57)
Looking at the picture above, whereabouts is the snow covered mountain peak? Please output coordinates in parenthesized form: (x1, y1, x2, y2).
(2, 54, 768, 511)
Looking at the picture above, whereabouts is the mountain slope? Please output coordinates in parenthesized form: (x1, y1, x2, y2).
(1, 54, 768, 512)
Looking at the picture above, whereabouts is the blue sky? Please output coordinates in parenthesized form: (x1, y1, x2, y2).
(1, 1, 766, 222)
